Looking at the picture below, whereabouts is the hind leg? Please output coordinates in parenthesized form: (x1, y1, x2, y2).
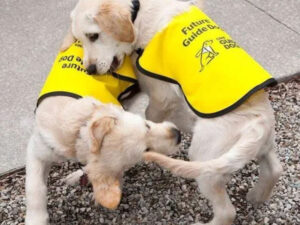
(193, 176, 236, 225)
(146, 99, 169, 123)
(247, 149, 282, 205)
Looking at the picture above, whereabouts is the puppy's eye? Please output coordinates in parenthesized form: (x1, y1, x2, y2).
(145, 148, 150, 152)
(86, 33, 99, 42)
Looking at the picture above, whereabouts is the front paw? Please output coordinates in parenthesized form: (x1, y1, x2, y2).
(246, 188, 268, 207)
(26, 212, 49, 225)
(64, 169, 84, 185)
(192, 222, 214, 225)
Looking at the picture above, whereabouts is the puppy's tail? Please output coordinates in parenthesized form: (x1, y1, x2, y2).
(143, 151, 250, 178)
(144, 116, 267, 178)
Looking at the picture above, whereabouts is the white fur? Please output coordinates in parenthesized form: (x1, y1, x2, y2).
(67, 0, 283, 224)
(25, 96, 179, 225)
(67, 0, 134, 73)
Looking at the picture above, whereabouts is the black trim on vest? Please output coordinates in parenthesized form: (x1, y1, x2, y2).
(131, 0, 140, 22)
(36, 82, 139, 110)
(112, 72, 137, 83)
(37, 91, 82, 108)
(118, 83, 140, 102)
(36, 71, 137, 108)
(136, 53, 277, 118)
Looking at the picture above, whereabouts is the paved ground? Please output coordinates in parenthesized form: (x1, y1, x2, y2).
(0, 0, 300, 173)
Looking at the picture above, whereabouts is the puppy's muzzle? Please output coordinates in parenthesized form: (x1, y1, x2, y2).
(87, 64, 97, 75)
(171, 128, 181, 145)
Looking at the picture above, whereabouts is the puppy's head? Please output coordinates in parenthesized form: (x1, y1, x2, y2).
(61, 0, 136, 74)
(81, 104, 180, 209)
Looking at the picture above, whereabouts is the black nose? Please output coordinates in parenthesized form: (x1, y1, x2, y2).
(86, 64, 97, 75)
(171, 128, 181, 145)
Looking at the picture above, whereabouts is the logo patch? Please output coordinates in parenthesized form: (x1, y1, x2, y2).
(195, 40, 218, 72)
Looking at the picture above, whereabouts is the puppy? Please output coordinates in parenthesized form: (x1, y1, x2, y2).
(63, 0, 283, 224)
(25, 43, 181, 225)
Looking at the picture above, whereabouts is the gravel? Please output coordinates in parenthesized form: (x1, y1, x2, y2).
(0, 78, 299, 225)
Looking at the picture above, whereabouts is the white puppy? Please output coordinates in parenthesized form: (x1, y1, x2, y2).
(26, 98, 180, 225)
(63, 0, 283, 224)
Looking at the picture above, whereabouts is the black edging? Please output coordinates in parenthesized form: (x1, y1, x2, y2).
(112, 72, 137, 83)
(136, 53, 277, 118)
(118, 83, 140, 102)
(37, 91, 82, 107)
(36, 78, 138, 109)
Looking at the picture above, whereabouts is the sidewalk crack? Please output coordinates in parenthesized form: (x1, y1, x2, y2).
(244, 0, 300, 36)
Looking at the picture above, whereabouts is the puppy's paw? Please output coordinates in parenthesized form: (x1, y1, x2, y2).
(64, 169, 84, 186)
(26, 212, 49, 225)
(192, 222, 216, 225)
(246, 188, 268, 206)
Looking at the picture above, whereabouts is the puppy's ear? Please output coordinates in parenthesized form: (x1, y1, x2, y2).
(88, 116, 116, 154)
(86, 163, 121, 209)
(91, 175, 122, 210)
(60, 27, 76, 51)
(94, 1, 135, 43)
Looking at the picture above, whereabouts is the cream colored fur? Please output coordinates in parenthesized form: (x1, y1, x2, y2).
(64, 0, 283, 224)
(25, 96, 180, 225)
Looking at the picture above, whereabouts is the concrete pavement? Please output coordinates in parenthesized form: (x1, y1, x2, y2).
(204, 0, 300, 81)
(0, 0, 299, 174)
(0, 0, 78, 174)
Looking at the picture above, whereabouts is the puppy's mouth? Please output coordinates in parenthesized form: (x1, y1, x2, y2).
(109, 56, 120, 73)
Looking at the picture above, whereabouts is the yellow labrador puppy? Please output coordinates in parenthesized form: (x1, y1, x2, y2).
(26, 97, 180, 225)
(62, 0, 283, 224)
(25, 42, 181, 225)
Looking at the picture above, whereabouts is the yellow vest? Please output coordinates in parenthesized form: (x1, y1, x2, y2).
(38, 41, 137, 106)
(137, 6, 276, 118)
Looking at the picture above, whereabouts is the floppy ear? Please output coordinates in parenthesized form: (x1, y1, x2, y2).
(91, 175, 122, 210)
(86, 163, 122, 210)
(94, 1, 135, 43)
(88, 116, 116, 154)
(60, 27, 76, 51)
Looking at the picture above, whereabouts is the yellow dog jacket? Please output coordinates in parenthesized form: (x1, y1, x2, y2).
(137, 6, 276, 118)
(38, 41, 137, 107)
